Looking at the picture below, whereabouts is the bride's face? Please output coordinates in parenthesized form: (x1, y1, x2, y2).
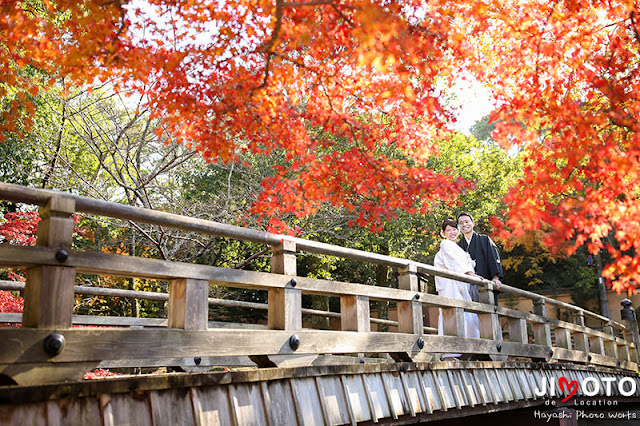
(443, 224, 459, 241)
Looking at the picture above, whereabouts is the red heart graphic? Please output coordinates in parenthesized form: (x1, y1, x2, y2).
(559, 376, 578, 402)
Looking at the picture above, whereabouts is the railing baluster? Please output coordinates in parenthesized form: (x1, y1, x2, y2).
(603, 322, 618, 360)
(23, 196, 76, 328)
(554, 327, 572, 350)
(396, 264, 423, 336)
(341, 295, 370, 332)
(168, 278, 209, 330)
(508, 318, 527, 344)
(442, 308, 465, 338)
(268, 239, 301, 331)
(477, 283, 504, 360)
(532, 300, 552, 347)
(572, 312, 590, 354)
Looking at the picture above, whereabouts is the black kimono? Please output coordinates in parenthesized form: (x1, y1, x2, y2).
(458, 232, 503, 281)
(458, 233, 503, 304)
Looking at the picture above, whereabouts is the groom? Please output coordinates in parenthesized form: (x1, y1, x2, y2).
(456, 212, 503, 305)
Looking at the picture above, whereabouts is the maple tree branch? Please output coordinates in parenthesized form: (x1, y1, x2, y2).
(233, 246, 270, 269)
(255, 0, 286, 90)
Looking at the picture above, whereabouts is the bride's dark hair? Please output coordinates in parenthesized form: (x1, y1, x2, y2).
(441, 218, 458, 233)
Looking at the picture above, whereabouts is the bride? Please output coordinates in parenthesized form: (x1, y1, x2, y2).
(434, 218, 481, 357)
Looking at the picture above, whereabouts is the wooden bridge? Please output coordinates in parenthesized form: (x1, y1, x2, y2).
(0, 182, 639, 425)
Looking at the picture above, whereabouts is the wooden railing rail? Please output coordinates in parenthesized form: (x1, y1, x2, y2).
(0, 280, 433, 333)
(0, 182, 637, 386)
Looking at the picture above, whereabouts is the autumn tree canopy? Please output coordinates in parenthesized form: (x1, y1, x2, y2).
(1, 0, 639, 292)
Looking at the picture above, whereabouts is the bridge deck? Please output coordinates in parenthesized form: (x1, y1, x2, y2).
(2, 361, 639, 425)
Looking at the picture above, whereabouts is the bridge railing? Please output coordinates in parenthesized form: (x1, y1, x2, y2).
(0, 182, 637, 386)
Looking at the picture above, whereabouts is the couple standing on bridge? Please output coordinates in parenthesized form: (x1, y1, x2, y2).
(434, 212, 503, 359)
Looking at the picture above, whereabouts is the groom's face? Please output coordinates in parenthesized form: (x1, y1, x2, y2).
(457, 215, 474, 235)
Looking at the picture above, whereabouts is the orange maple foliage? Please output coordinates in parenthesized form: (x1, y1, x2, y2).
(1, 1, 640, 291)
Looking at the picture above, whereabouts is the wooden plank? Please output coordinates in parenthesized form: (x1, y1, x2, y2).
(399, 372, 417, 416)
(315, 376, 351, 426)
(191, 386, 234, 426)
(603, 324, 619, 359)
(45, 396, 102, 426)
(262, 380, 298, 426)
(422, 370, 445, 411)
(380, 373, 400, 419)
(445, 370, 462, 409)
(229, 383, 267, 426)
(477, 313, 501, 341)
(169, 279, 209, 330)
(21, 196, 77, 330)
(290, 377, 325, 425)
(0, 246, 425, 303)
(149, 388, 195, 426)
(482, 369, 500, 404)
(416, 372, 434, 414)
(402, 371, 427, 415)
(364, 373, 391, 420)
(434, 370, 455, 410)
(361, 374, 381, 422)
(339, 375, 357, 426)
(343, 374, 373, 423)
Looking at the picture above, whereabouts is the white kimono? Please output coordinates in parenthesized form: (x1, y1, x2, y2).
(434, 239, 480, 350)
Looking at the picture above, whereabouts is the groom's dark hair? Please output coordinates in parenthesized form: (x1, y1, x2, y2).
(457, 212, 474, 222)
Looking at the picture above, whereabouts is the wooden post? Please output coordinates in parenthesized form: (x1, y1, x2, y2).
(508, 318, 527, 344)
(441, 307, 465, 337)
(555, 327, 573, 350)
(572, 311, 590, 354)
(532, 300, 552, 347)
(602, 322, 618, 360)
(621, 299, 640, 363)
(397, 300, 423, 334)
(22, 196, 76, 328)
(477, 283, 504, 360)
(397, 264, 422, 334)
(168, 279, 208, 330)
(588, 334, 605, 356)
(341, 295, 370, 332)
(397, 263, 418, 292)
(268, 239, 301, 331)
